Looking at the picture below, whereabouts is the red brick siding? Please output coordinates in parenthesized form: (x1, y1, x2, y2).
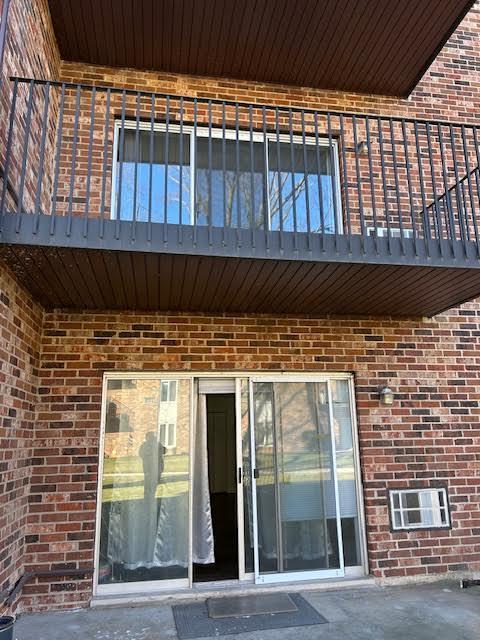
(1, 0, 480, 613)
(0, 264, 43, 607)
(0, 0, 58, 611)
(20, 306, 480, 611)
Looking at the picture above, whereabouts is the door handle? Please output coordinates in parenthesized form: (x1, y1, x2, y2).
(253, 468, 259, 479)
(238, 467, 242, 484)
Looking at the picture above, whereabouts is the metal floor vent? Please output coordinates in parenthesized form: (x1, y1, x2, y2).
(172, 592, 328, 638)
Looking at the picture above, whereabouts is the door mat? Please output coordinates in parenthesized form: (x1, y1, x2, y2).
(172, 593, 328, 638)
(207, 592, 298, 618)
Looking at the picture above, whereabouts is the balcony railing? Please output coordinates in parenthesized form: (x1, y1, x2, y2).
(1, 77, 480, 265)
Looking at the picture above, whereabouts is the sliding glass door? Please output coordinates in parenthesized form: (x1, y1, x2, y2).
(97, 377, 192, 591)
(96, 373, 364, 593)
(250, 378, 345, 583)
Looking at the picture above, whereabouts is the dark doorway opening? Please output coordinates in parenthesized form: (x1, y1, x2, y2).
(193, 393, 238, 582)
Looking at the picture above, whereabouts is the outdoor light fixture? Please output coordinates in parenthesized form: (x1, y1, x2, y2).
(357, 140, 369, 155)
(380, 386, 394, 405)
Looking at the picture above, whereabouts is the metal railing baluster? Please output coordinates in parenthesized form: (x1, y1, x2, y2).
(413, 120, 429, 256)
(66, 84, 81, 237)
(460, 125, 479, 255)
(275, 107, 284, 251)
(208, 99, 213, 246)
(83, 86, 96, 239)
(249, 104, 256, 248)
(34, 81, 51, 233)
(425, 121, 442, 253)
(389, 119, 406, 256)
(132, 92, 141, 241)
(328, 113, 340, 253)
(115, 90, 127, 240)
(99, 88, 111, 239)
(401, 119, 418, 256)
(301, 109, 311, 251)
(352, 114, 365, 254)
(148, 93, 155, 243)
(378, 117, 392, 255)
(471, 127, 480, 257)
(163, 95, 170, 245)
(235, 102, 241, 247)
(365, 116, 379, 255)
(437, 123, 456, 256)
(313, 111, 325, 253)
(288, 109, 298, 250)
(50, 82, 65, 236)
(193, 98, 198, 246)
(449, 124, 468, 257)
(222, 101, 227, 246)
(178, 96, 183, 245)
(0, 77, 18, 231)
(16, 79, 35, 228)
(262, 106, 269, 250)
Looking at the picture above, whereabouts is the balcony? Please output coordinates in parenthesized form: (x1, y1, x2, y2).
(1, 77, 480, 316)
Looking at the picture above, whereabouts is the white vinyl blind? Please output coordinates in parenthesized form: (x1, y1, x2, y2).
(198, 378, 235, 394)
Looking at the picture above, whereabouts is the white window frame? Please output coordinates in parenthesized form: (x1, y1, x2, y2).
(110, 120, 343, 233)
(389, 487, 450, 531)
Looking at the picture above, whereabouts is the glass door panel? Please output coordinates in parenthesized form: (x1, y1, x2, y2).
(99, 377, 191, 587)
(330, 379, 362, 567)
(251, 380, 344, 583)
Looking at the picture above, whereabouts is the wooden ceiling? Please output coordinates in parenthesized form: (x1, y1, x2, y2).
(47, 0, 474, 96)
(3, 245, 480, 317)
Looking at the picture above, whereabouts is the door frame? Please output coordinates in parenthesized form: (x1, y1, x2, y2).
(94, 371, 367, 596)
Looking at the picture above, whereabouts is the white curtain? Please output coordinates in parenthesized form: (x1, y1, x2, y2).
(107, 433, 190, 569)
(192, 393, 215, 564)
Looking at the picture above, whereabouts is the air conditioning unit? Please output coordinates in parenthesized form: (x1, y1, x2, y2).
(367, 227, 414, 239)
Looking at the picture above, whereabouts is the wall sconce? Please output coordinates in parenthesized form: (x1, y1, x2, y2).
(379, 386, 394, 405)
(357, 140, 369, 156)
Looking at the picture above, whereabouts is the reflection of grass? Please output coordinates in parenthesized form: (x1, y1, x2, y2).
(255, 450, 355, 484)
(102, 478, 189, 503)
(101, 452, 355, 502)
(103, 454, 188, 476)
(102, 454, 189, 503)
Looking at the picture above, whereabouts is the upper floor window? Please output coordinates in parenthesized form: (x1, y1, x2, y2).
(111, 122, 342, 234)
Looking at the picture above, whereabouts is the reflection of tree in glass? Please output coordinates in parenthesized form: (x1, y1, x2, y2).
(116, 147, 335, 232)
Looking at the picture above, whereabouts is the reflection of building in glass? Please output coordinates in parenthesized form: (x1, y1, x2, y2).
(104, 379, 189, 459)
(158, 380, 177, 449)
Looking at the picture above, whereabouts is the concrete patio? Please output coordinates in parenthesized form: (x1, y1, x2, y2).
(13, 581, 480, 640)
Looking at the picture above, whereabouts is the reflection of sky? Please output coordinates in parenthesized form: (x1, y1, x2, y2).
(116, 164, 191, 224)
(115, 156, 336, 233)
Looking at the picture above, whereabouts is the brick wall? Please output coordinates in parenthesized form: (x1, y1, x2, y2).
(0, 263, 43, 608)
(2, 0, 480, 613)
(20, 306, 479, 610)
(0, 0, 58, 612)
